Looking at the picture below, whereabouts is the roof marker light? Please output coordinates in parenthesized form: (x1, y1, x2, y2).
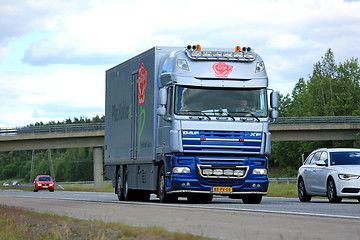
(196, 44, 201, 51)
(235, 46, 241, 52)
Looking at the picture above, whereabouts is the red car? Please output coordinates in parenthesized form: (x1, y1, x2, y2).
(33, 175, 55, 192)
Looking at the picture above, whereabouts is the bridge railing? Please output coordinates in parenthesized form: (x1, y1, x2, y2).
(0, 123, 105, 136)
(271, 116, 360, 125)
(1, 116, 360, 136)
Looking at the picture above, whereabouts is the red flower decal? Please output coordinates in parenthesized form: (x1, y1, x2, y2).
(212, 62, 233, 78)
(138, 62, 147, 106)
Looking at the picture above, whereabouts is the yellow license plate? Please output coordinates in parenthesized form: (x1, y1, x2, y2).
(212, 187, 232, 192)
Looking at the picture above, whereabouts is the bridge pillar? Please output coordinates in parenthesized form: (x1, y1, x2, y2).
(93, 147, 104, 189)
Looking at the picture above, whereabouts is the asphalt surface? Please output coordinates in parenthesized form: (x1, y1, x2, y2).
(1, 190, 360, 239)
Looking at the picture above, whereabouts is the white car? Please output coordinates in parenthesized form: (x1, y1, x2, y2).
(297, 148, 360, 203)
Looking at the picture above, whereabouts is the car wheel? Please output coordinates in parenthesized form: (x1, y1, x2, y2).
(327, 178, 342, 203)
(157, 164, 177, 203)
(50, 189, 54, 192)
(33, 187, 38, 192)
(116, 169, 124, 201)
(242, 195, 262, 204)
(298, 178, 311, 202)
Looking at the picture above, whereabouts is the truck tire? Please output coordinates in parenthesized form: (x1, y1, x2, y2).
(116, 169, 124, 201)
(157, 164, 177, 203)
(242, 195, 262, 204)
(124, 168, 135, 201)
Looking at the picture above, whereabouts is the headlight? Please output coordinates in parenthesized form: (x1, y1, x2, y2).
(253, 168, 268, 175)
(338, 174, 360, 180)
(173, 167, 191, 174)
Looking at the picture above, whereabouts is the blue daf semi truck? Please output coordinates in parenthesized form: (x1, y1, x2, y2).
(104, 45, 278, 204)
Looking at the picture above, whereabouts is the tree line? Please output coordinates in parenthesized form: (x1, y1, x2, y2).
(270, 49, 360, 176)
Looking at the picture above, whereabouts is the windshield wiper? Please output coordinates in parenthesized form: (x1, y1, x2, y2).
(178, 110, 211, 120)
(231, 111, 260, 122)
(225, 113, 235, 121)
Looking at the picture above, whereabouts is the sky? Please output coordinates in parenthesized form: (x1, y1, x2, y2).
(1, 0, 360, 127)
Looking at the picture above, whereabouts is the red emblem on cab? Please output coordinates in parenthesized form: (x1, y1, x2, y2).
(138, 62, 147, 105)
(212, 62, 233, 78)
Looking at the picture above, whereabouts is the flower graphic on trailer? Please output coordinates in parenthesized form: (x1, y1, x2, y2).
(138, 62, 147, 105)
(212, 62, 233, 78)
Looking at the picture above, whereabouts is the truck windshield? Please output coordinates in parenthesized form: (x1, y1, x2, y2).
(174, 86, 268, 117)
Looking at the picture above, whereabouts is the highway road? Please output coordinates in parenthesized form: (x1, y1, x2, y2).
(1, 190, 360, 239)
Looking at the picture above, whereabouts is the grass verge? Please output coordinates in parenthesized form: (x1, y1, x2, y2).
(267, 182, 297, 198)
(0, 205, 215, 240)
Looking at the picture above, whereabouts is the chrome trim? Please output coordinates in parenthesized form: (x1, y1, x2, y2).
(197, 164, 249, 179)
(168, 190, 266, 195)
(183, 138, 261, 142)
(199, 158, 246, 161)
(184, 145, 260, 149)
(184, 150, 258, 154)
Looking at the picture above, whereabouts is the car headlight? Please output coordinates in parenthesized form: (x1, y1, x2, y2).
(173, 167, 191, 174)
(252, 168, 268, 175)
(338, 174, 360, 180)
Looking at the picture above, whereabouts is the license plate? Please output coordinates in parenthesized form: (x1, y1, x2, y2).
(212, 186, 232, 192)
(43, 186, 48, 188)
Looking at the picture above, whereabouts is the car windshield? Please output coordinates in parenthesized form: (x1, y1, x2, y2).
(330, 152, 360, 165)
(38, 177, 51, 181)
(174, 86, 267, 117)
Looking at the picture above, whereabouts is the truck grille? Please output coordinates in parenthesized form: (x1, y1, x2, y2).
(182, 130, 262, 154)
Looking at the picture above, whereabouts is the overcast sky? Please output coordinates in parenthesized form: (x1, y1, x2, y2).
(1, 0, 360, 127)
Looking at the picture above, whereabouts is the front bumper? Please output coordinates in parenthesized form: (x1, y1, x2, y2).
(165, 154, 269, 195)
(335, 178, 360, 197)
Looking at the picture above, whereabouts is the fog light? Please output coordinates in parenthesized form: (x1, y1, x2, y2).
(252, 183, 256, 188)
(224, 169, 234, 176)
(186, 182, 190, 186)
(234, 169, 245, 177)
(257, 184, 261, 187)
(213, 169, 223, 176)
(203, 169, 213, 176)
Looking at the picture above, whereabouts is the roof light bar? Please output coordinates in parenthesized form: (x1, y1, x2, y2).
(185, 45, 256, 62)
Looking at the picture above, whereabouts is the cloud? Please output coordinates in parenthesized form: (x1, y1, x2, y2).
(0, 68, 104, 126)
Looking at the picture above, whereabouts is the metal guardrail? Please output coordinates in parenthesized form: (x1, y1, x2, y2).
(269, 177, 297, 183)
(271, 116, 360, 125)
(0, 123, 105, 136)
(1, 116, 360, 136)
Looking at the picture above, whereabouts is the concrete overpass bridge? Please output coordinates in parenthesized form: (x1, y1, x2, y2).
(1, 116, 360, 187)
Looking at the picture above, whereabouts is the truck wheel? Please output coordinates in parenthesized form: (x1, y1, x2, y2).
(158, 165, 177, 203)
(242, 195, 262, 204)
(116, 169, 124, 201)
(124, 168, 135, 201)
(298, 178, 311, 202)
(327, 179, 342, 203)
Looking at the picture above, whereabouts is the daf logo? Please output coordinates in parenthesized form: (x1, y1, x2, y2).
(250, 133, 262, 137)
(183, 130, 199, 135)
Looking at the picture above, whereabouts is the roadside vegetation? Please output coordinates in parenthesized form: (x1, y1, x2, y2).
(0, 205, 215, 240)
